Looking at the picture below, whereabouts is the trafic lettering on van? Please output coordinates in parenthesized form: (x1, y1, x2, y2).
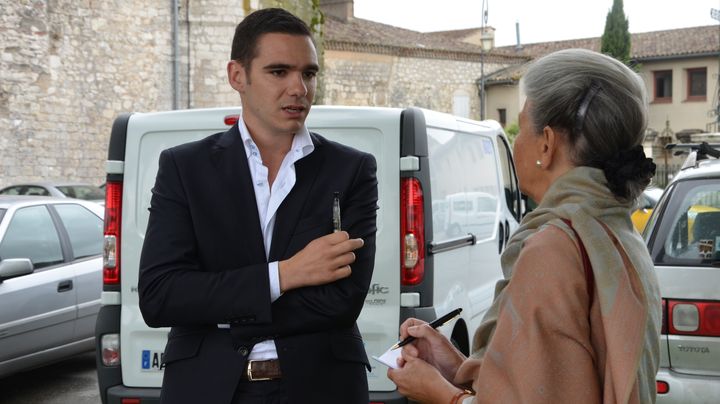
(368, 283, 389, 295)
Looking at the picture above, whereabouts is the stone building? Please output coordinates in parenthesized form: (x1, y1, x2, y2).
(484, 25, 720, 186)
(486, 25, 720, 137)
(2, 0, 717, 189)
(1, 0, 518, 188)
(0, 0, 255, 188)
(321, 3, 526, 119)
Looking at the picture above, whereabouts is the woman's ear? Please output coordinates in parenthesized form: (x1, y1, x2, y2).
(539, 125, 572, 171)
(539, 125, 561, 169)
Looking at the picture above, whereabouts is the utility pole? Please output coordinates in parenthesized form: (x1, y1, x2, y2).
(711, 8, 720, 132)
(479, 0, 489, 120)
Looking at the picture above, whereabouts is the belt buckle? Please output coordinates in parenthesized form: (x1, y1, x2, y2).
(246, 360, 272, 381)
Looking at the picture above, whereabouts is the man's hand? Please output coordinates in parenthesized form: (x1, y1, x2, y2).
(278, 231, 364, 292)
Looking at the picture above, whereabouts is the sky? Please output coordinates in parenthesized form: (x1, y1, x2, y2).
(353, 0, 720, 47)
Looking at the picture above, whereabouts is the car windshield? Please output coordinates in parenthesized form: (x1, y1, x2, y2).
(641, 188, 662, 208)
(652, 179, 720, 267)
(56, 185, 105, 200)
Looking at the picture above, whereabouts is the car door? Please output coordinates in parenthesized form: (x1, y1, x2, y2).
(51, 203, 104, 340)
(648, 178, 720, 376)
(0, 204, 77, 365)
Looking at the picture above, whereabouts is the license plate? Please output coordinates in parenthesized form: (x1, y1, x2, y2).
(141, 350, 165, 372)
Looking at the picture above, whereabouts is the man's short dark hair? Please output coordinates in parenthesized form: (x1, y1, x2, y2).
(231, 8, 313, 68)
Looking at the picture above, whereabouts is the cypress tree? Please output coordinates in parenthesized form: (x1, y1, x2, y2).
(601, 0, 631, 63)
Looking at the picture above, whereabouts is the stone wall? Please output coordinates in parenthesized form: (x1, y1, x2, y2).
(1, 0, 502, 189)
(323, 49, 509, 119)
(0, 0, 249, 188)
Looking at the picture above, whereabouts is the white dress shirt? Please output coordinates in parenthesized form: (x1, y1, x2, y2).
(233, 116, 314, 361)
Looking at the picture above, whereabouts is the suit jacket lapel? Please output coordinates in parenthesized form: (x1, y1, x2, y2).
(211, 125, 266, 262)
(269, 133, 325, 261)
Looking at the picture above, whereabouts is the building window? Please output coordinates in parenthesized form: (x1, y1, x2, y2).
(497, 108, 507, 127)
(453, 93, 470, 118)
(653, 70, 672, 102)
(687, 67, 707, 101)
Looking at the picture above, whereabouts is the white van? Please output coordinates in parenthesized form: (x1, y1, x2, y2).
(95, 106, 522, 404)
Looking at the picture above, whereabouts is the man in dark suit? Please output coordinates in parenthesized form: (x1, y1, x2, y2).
(138, 8, 378, 404)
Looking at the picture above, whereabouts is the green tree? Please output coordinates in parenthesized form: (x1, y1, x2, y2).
(601, 0, 631, 63)
(504, 122, 519, 145)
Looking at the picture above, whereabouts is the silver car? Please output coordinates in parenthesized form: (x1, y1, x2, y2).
(644, 143, 720, 403)
(0, 196, 103, 377)
(0, 182, 105, 205)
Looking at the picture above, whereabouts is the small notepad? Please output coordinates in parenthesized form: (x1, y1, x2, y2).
(371, 345, 402, 369)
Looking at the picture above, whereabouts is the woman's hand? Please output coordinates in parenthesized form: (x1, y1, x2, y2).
(387, 354, 461, 403)
(397, 318, 466, 382)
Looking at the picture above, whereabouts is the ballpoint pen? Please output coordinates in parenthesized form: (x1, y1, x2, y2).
(391, 308, 462, 350)
(333, 192, 341, 232)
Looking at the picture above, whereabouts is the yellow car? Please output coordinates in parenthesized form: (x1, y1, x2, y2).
(686, 205, 720, 243)
(631, 187, 663, 233)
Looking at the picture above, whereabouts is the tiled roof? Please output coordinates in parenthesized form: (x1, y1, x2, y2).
(484, 25, 719, 85)
(323, 14, 718, 84)
(631, 25, 719, 59)
(426, 27, 494, 42)
(483, 63, 530, 85)
(323, 16, 528, 64)
(493, 25, 719, 60)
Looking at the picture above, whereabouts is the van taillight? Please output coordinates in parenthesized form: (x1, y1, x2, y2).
(103, 181, 123, 285)
(224, 114, 239, 126)
(400, 178, 424, 285)
(101, 333, 120, 366)
(667, 299, 720, 337)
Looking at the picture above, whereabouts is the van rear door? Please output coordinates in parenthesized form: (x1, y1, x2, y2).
(118, 106, 402, 392)
(306, 106, 402, 392)
(119, 108, 232, 387)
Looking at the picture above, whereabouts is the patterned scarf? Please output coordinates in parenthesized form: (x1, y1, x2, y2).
(467, 166, 661, 403)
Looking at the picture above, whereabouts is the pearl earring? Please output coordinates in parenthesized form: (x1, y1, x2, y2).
(536, 160, 542, 167)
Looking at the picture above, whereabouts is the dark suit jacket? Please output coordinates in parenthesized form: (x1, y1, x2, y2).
(138, 124, 378, 404)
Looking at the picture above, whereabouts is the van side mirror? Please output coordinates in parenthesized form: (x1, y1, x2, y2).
(0, 258, 34, 283)
(521, 194, 537, 218)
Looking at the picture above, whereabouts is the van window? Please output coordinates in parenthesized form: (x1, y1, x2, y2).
(496, 135, 521, 221)
(428, 127, 500, 241)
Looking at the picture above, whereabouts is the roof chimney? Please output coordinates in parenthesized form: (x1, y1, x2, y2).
(319, 0, 354, 22)
(515, 21, 523, 51)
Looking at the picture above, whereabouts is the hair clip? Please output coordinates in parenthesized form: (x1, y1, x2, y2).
(574, 81, 602, 135)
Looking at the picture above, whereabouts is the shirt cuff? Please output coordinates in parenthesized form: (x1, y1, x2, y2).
(268, 261, 281, 302)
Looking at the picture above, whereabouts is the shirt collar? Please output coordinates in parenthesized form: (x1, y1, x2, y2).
(237, 116, 314, 160)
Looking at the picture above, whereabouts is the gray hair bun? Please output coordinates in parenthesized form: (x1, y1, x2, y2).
(601, 145, 656, 200)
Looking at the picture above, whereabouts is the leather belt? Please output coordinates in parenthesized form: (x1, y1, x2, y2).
(243, 359, 282, 381)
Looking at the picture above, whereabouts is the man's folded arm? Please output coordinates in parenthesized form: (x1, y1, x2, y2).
(138, 149, 275, 328)
(232, 153, 378, 338)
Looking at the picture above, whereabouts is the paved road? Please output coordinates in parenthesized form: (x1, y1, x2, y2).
(0, 351, 100, 404)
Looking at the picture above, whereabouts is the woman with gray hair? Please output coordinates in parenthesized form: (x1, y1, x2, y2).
(387, 48, 662, 403)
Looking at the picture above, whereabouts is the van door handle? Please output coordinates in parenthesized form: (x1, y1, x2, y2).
(57, 280, 73, 293)
(498, 221, 505, 254)
(504, 219, 511, 245)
